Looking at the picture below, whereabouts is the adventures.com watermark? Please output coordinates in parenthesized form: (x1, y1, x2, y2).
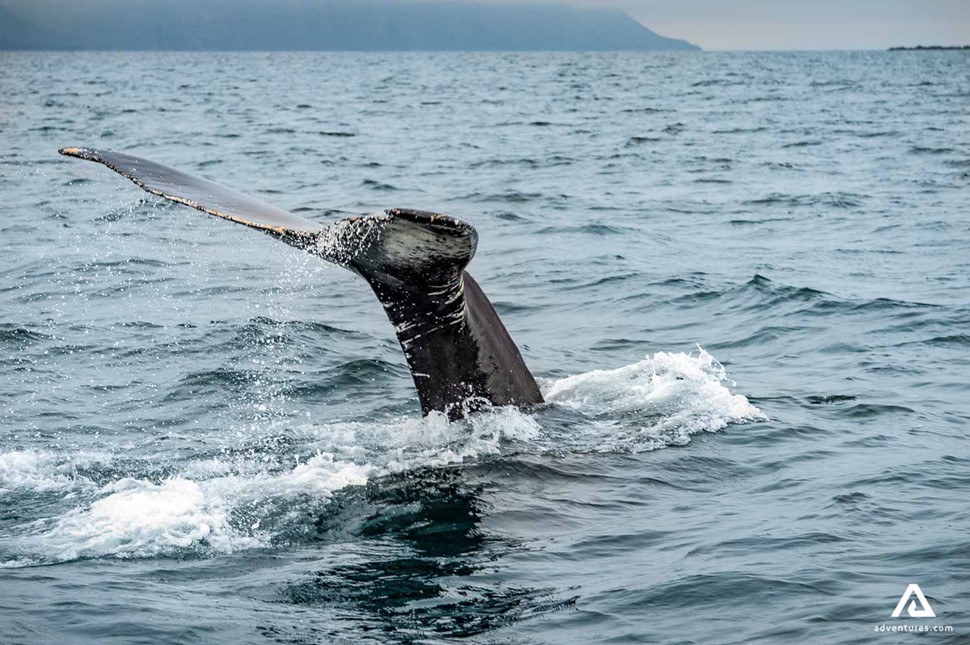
(873, 584, 954, 634)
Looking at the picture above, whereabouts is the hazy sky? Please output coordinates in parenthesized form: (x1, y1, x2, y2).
(485, 0, 970, 50)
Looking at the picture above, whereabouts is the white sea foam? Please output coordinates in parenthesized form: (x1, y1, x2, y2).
(271, 452, 372, 494)
(3, 348, 760, 565)
(0, 449, 107, 494)
(543, 347, 765, 451)
(35, 478, 242, 560)
(0, 450, 65, 493)
(24, 452, 372, 562)
(299, 405, 542, 472)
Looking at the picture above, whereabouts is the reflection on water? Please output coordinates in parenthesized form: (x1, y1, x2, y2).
(286, 466, 572, 640)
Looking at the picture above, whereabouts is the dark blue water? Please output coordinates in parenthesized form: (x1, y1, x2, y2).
(1, 51, 968, 644)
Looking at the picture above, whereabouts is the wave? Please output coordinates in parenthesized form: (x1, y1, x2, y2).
(627, 135, 662, 145)
(690, 78, 742, 87)
(0, 325, 52, 345)
(534, 223, 630, 236)
(910, 146, 954, 155)
(743, 192, 867, 208)
(361, 179, 400, 191)
(619, 106, 671, 114)
(0, 450, 88, 494)
(711, 126, 766, 134)
(543, 347, 764, 451)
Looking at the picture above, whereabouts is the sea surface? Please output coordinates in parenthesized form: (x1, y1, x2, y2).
(1, 51, 968, 644)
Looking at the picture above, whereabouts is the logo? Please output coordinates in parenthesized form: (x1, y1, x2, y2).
(891, 584, 936, 619)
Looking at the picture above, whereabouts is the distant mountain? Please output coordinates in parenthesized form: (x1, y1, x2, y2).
(0, 0, 699, 51)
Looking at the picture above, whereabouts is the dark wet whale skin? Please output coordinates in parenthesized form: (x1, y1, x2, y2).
(58, 147, 544, 418)
(350, 208, 544, 416)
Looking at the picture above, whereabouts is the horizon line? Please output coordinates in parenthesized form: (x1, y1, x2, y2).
(2, 47, 967, 53)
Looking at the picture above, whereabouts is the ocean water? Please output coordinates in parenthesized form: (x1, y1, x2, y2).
(0, 51, 968, 644)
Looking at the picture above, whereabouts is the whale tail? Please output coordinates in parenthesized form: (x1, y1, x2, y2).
(59, 147, 543, 417)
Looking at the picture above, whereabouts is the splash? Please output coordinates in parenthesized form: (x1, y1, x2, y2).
(2, 349, 760, 565)
(0, 450, 68, 493)
(15, 453, 371, 563)
(0, 449, 106, 494)
(543, 347, 765, 451)
(35, 478, 242, 561)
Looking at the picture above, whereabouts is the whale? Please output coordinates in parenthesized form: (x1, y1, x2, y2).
(59, 147, 544, 419)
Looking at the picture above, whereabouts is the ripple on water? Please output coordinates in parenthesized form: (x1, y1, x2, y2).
(2, 50, 968, 644)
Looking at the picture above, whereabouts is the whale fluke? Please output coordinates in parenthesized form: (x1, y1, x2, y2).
(59, 146, 325, 249)
(59, 147, 544, 418)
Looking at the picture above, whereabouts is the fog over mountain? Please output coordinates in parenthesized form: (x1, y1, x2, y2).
(0, 0, 699, 51)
